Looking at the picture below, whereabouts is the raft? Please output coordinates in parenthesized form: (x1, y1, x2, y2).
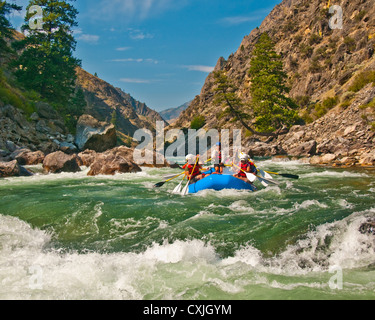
(188, 174, 257, 194)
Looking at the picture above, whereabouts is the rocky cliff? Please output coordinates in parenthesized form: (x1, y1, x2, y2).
(172, 0, 375, 166)
(1, 29, 166, 151)
(75, 67, 166, 137)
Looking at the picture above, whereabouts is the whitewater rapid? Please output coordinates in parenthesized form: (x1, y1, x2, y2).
(0, 162, 374, 300)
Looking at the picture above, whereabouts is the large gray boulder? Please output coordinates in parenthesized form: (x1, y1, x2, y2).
(75, 115, 117, 152)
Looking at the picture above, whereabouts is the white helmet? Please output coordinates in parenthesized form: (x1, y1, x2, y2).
(186, 154, 196, 163)
(240, 152, 249, 161)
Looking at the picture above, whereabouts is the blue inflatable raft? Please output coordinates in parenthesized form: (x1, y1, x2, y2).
(188, 174, 257, 194)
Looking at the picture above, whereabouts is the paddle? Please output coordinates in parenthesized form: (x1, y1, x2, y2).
(154, 172, 185, 188)
(163, 173, 182, 180)
(163, 159, 211, 181)
(172, 174, 186, 194)
(227, 163, 278, 186)
(258, 168, 274, 180)
(265, 171, 299, 180)
(257, 175, 279, 186)
(182, 157, 199, 196)
(230, 163, 257, 183)
(255, 166, 274, 187)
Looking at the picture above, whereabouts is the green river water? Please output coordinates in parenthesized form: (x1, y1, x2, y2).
(0, 159, 374, 300)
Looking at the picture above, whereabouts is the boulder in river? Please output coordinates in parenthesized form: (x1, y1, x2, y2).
(77, 150, 97, 167)
(75, 115, 117, 153)
(87, 146, 141, 176)
(43, 151, 81, 174)
(0, 160, 33, 177)
(12, 149, 45, 165)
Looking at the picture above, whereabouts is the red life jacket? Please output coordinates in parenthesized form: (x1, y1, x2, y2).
(217, 151, 222, 163)
(238, 161, 255, 178)
(183, 163, 202, 178)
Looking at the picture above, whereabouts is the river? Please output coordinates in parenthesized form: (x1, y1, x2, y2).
(0, 159, 374, 300)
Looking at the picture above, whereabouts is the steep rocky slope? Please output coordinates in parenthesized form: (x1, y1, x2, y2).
(1, 29, 166, 152)
(172, 0, 375, 165)
(76, 67, 166, 137)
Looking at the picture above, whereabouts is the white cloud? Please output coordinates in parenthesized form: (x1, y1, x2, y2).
(111, 58, 159, 64)
(120, 78, 151, 84)
(116, 47, 132, 51)
(127, 28, 154, 40)
(220, 16, 259, 25)
(220, 8, 274, 26)
(74, 28, 100, 44)
(92, 0, 189, 22)
(184, 65, 214, 73)
(77, 34, 100, 44)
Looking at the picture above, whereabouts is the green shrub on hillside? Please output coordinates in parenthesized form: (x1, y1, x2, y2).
(348, 70, 375, 92)
(0, 68, 36, 116)
(190, 115, 206, 130)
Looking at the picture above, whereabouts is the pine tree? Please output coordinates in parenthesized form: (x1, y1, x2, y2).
(0, 1, 22, 58)
(213, 70, 274, 137)
(12, 0, 80, 107)
(64, 87, 86, 132)
(69, 87, 85, 117)
(249, 33, 299, 133)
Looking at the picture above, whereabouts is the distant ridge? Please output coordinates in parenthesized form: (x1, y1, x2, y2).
(76, 68, 167, 138)
(160, 101, 192, 122)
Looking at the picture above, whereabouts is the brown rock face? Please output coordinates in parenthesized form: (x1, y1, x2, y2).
(0, 160, 33, 177)
(0, 160, 21, 177)
(87, 146, 142, 176)
(77, 150, 97, 167)
(75, 67, 167, 138)
(14, 150, 45, 165)
(169, 0, 375, 167)
(43, 151, 81, 174)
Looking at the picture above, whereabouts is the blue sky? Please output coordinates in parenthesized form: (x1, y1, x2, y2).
(10, 0, 281, 112)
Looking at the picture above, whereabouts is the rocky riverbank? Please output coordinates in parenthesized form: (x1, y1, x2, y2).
(0, 102, 173, 178)
(246, 83, 375, 168)
(0, 145, 175, 178)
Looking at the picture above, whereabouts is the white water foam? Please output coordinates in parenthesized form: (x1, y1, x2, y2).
(301, 170, 369, 179)
(1, 167, 160, 188)
(293, 200, 328, 211)
(1, 206, 374, 299)
(221, 209, 375, 275)
(0, 215, 219, 299)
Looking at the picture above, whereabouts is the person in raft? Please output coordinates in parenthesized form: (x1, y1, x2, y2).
(212, 142, 224, 174)
(183, 154, 209, 183)
(233, 153, 257, 184)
